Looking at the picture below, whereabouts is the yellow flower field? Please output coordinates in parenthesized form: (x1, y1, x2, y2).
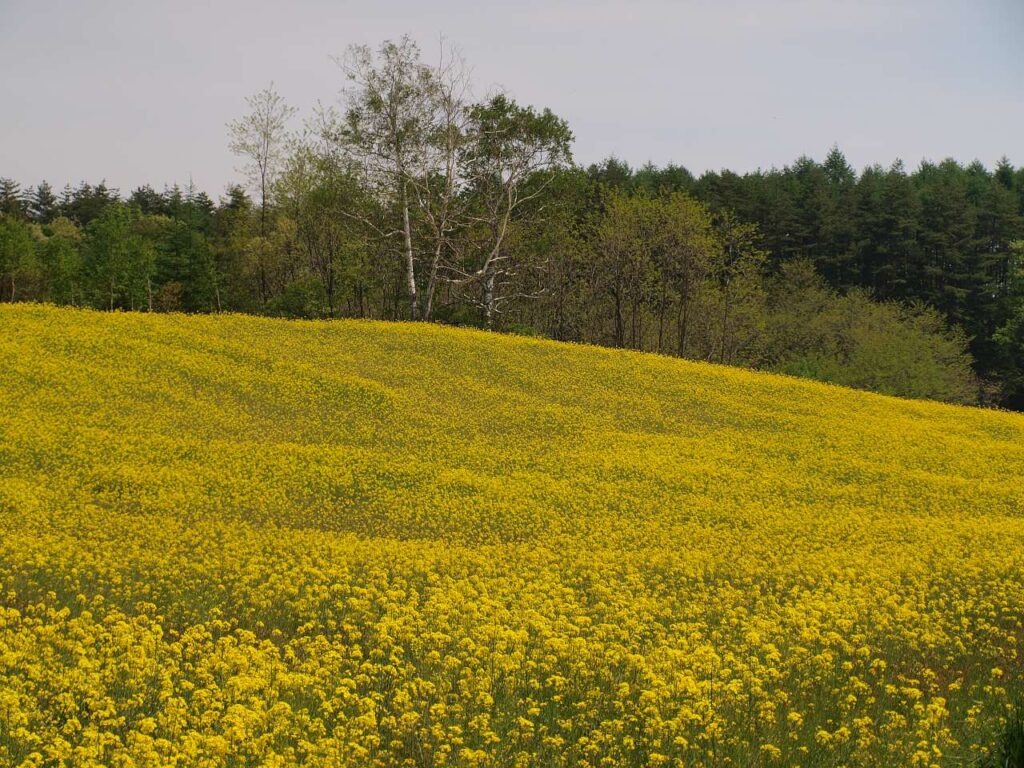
(1, 304, 1022, 767)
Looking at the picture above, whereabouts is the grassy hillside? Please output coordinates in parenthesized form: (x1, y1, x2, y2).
(1, 304, 1023, 767)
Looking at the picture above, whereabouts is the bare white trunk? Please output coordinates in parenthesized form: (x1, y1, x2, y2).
(401, 182, 418, 320)
(483, 272, 496, 329)
(425, 241, 442, 320)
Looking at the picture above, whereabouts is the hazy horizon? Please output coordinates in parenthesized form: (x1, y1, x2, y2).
(2, 0, 1022, 197)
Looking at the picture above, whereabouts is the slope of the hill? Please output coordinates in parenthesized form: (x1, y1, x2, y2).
(1, 304, 1023, 767)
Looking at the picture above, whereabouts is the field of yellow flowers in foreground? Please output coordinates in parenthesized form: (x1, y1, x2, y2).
(1, 305, 1023, 768)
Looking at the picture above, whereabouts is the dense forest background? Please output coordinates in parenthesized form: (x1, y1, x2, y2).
(2, 38, 1022, 408)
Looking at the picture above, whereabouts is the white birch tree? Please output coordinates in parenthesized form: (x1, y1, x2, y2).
(228, 83, 296, 305)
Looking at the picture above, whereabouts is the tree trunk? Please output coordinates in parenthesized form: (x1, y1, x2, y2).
(630, 293, 638, 349)
(613, 288, 624, 348)
(677, 298, 691, 358)
(258, 257, 268, 308)
(401, 182, 419, 321)
(325, 250, 335, 318)
(260, 174, 268, 239)
(424, 240, 443, 321)
(483, 272, 496, 329)
(720, 284, 732, 365)
(657, 285, 667, 353)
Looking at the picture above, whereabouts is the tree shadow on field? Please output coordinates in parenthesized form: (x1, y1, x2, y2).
(979, 704, 1024, 768)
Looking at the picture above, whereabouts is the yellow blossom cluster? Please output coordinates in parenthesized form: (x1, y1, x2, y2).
(0, 304, 1022, 767)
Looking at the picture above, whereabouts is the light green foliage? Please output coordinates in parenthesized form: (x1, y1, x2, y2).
(81, 203, 156, 310)
(0, 216, 39, 301)
(766, 261, 978, 403)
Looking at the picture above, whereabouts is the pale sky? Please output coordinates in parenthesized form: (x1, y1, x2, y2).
(2, 0, 1022, 198)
